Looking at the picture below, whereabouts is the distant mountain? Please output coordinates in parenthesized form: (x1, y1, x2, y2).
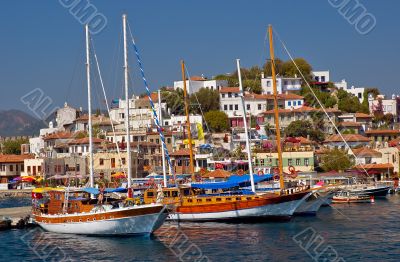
(0, 110, 47, 137)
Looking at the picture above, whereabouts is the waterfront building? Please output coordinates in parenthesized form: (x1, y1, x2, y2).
(174, 75, 228, 94)
(377, 147, 400, 174)
(170, 148, 193, 175)
(22, 158, 65, 179)
(351, 148, 382, 165)
(253, 150, 314, 173)
(337, 113, 373, 133)
(0, 154, 34, 183)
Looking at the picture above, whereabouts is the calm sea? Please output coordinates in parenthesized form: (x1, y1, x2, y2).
(1, 195, 400, 261)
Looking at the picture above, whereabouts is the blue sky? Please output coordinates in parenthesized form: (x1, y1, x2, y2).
(0, 0, 399, 115)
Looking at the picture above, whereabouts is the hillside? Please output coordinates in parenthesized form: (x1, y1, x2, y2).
(0, 109, 47, 137)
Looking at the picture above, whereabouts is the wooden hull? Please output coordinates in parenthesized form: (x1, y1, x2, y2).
(34, 204, 168, 235)
(332, 197, 371, 203)
(169, 192, 311, 222)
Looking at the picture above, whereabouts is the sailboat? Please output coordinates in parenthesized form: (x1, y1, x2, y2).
(144, 55, 310, 222)
(32, 16, 168, 235)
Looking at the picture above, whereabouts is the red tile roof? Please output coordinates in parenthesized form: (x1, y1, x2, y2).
(219, 87, 240, 93)
(262, 106, 340, 115)
(355, 113, 373, 118)
(354, 163, 394, 169)
(139, 93, 159, 102)
(170, 148, 192, 156)
(351, 148, 382, 157)
(339, 121, 362, 127)
(0, 154, 34, 163)
(67, 138, 106, 145)
(365, 129, 400, 135)
(190, 76, 206, 81)
(202, 169, 232, 179)
(43, 132, 73, 140)
(324, 134, 370, 143)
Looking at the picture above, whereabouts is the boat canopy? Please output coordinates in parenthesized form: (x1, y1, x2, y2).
(81, 187, 127, 195)
(191, 174, 272, 190)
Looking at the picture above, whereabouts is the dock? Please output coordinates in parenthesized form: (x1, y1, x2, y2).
(0, 206, 35, 230)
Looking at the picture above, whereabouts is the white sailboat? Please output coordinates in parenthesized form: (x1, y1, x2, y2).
(32, 16, 168, 236)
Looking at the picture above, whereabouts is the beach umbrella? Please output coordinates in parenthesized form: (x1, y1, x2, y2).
(112, 172, 126, 179)
(22, 176, 36, 182)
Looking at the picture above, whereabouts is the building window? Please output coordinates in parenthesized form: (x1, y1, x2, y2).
(298, 101, 302, 106)
(288, 101, 292, 106)
(224, 105, 228, 111)
(288, 159, 293, 166)
(228, 93, 232, 98)
(229, 105, 233, 110)
(267, 81, 271, 87)
(10, 165, 13, 172)
(258, 104, 262, 110)
(99, 158, 104, 166)
(122, 158, 126, 165)
(296, 159, 301, 166)
(284, 80, 288, 85)
(247, 104, 250, 110)
(304, 159, 309, 166)
(156, 139, 160, 144)
(321, 76, 325, 82)
(260, 159, 265, 166)
(167, 138, 171, 144)
(235, 104, 239, 110)
(222, 94, 225, 98)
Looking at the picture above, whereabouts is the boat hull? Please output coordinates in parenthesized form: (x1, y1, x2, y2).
(35, 205, 168, 236)
(169, 192, 311, 222)
(350, 186, 390, 197)
(294, 192, 334, 216)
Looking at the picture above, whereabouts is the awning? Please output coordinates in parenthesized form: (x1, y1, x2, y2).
(191, 174, 272, 190)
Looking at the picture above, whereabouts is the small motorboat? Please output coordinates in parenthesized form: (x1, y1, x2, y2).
(0, 217, 12, 230)
(332, 191, 372, 204)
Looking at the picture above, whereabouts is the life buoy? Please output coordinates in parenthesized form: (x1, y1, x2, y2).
(288, 165, 297, 178)
(274, 174, 280, 181)
(237, 169, 244, 176)
(257, 170, 263, 176)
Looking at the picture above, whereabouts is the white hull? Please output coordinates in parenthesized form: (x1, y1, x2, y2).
(294, 192, 333, 215)
(36, 205, 168, 235)
(169, 193, 311, 221)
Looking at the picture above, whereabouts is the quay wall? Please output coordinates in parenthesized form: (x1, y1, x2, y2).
(0, 190, 31, 199)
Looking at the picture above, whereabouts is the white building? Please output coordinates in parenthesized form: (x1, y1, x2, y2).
(369, 94, 400, 122)
(174, 75, 228, 94)
(334, 79, 348, 90)
(219, 87, 304, 118)
(312, 71, 330, 83)
(261, 75, 302, 94)
(109, 93, 166, 130)
(55, 102, 78, 128)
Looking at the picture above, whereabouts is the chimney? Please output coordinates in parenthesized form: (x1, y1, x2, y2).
(261, 72, 265, 79)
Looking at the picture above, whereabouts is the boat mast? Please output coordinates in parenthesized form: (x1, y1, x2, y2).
(123, 14, 132, 191)
(268, 25, 285, 191)
(158, 89, 167, 187)
(85, 24, 94, 188)
(236, 59, 256, 193)
(181, 60, 195, 181)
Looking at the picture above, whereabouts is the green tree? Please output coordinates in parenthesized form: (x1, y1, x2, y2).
(162, 89, 184, 115)
(263, 58, 285, 76)
(301, 86, 337, 108)
(213, 74, 237, 87)
(285, 120, 325, 142)
(2, 138, 28, 155)
(189, 88, 220, 114)
(321, 149, 353, 172)
(204, 111, 229, 132)
(337, 89, 362, 113)
(282, 58, 313, 82)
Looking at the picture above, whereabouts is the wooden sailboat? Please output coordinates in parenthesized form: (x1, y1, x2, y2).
(32, 16, 168, 235)
(144, 54, 310, 222)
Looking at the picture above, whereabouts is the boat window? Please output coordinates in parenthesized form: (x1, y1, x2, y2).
(164, 192, 170, 197)
(197, 199, 202, 203)
(183, 189, 190, 196)
(147, 192, 154, 197)
(246, 197, 252, 200)
(206, 199, 211, 202)
(226, 198, 231, 201)
(87, 218, 90, 221)
(216, 198, 222, 202)
(187, 199, 193, 203)
(171, 191, 178, 197)
(236, 197, 241, 201)
(93, 218, 96, 221)
(79, 219, 82, 222)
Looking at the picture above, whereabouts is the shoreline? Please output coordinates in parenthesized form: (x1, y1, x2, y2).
(0, 190, 32, 199)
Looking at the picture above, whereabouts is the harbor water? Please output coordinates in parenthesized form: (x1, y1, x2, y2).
(1, 195, 400, 261)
